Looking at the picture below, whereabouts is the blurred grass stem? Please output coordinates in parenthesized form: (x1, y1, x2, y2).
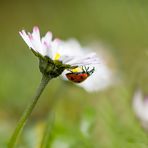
(41, 111, 55, 148)
(8, 74, 50, 148)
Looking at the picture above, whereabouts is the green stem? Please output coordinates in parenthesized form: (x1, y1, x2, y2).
(40, 82, 65, 148)
(8, 74, 51, 148)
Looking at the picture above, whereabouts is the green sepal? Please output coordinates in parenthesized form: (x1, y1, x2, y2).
(31, 48, 78, 78)
(39, 58, 76, 78)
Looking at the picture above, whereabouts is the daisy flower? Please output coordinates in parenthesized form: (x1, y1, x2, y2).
(10, 26, 100, 147)
(19, 26, 99, 78)
(133, 88, 148, 130)
(61, 39, 116, 92)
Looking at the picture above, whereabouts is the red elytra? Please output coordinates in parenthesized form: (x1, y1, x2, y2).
(66, 67, 95, 83)
(66, 73, 89, 83)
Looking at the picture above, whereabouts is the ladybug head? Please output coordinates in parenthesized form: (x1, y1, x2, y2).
(82, 66, 95, 76)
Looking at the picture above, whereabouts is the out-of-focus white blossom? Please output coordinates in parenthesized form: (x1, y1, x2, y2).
(133, 88, 148, 129)
(61, 39, 116, 92)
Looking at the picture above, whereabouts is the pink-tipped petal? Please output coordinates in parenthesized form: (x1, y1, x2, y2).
(33, 26, 39, 33)
(19, 30, 33, 49)
(32, 26, 40, 41)
(53, 38, 61, 46)
(41, 31, 52, 47)
(30, 26, 44, 54)
(54, 38, 61, 42)
(46, 31, 52, 40)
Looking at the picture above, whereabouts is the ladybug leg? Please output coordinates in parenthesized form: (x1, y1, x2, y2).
(86, 67, 89, 71)
(67, 69, 73, 73)
(82, 66, 85, 72)
(83, 66, 88, 72)
(82, 66, 94, 75)
(88, 67, 95, 75)
(84, 66, 90, 73)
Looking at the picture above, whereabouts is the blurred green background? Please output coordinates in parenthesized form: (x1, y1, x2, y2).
(0, 0, 148, 147)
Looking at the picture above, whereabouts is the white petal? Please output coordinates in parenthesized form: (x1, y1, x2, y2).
(41, 32, 52, 47)
(19, 30, 33, 49)
(59, 55, 76, 63)
(32, 26, 40, 41)
(30, 26, 44, 55)
(65, 53, 100, 66)
(41, 32, 53, 57)
(51, 38, 62, 59)
(60, 39, 84, 56)
(19, 27, 59, 58)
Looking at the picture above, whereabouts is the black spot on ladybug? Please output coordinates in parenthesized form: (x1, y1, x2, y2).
(70, 77, 74, 80)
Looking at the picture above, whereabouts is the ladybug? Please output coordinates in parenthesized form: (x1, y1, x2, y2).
(66, 66, 95, 83)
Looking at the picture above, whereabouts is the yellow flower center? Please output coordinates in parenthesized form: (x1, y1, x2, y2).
(54, 53, 61, 60)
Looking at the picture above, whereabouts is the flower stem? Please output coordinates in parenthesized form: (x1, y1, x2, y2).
(8, 74, 51, 148)
(40, 82, 66, 148)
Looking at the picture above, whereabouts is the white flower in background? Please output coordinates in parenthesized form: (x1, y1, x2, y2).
(19, 26, 99, 68)
(61, 39, 116, 92)
(133, 88, 148, 130)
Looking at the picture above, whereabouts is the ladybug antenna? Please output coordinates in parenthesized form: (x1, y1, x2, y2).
(88, 67, 95, 75)
(82, 66, 87, 72)
(82, 66, 85, 72)
(83, 66, 89, 72)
